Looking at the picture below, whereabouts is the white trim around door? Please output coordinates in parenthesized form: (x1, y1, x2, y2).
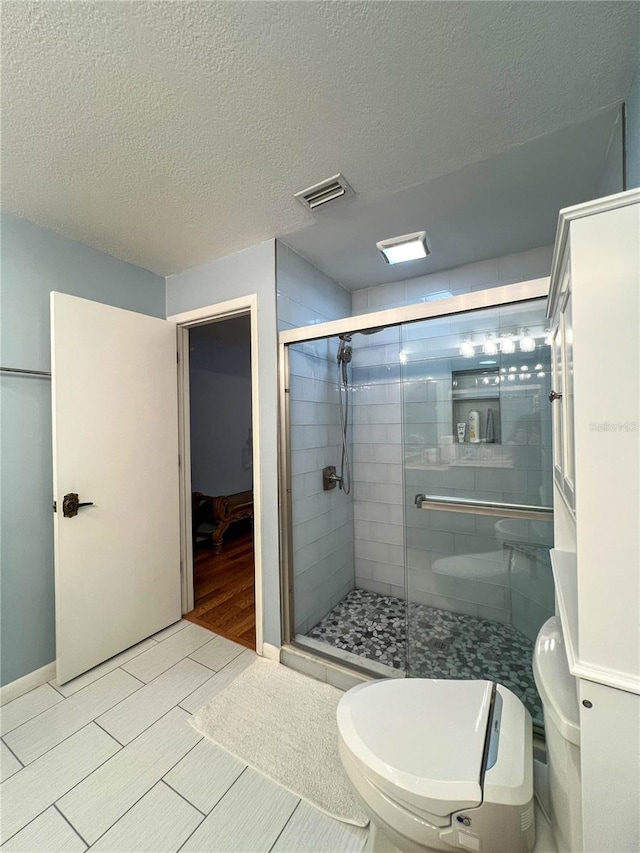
(168, 295, 264, 656)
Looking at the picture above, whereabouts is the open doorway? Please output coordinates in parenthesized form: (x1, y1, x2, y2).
(182, 315, 256, 648)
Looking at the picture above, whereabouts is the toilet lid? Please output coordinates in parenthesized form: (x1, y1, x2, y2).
(337, 679, 493, 816)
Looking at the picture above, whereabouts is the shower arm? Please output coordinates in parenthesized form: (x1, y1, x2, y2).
(415, 494, 553, 520)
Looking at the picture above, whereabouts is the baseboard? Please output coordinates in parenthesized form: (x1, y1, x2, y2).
(261, 642, 281, 662)
(0, 661, 57, 705)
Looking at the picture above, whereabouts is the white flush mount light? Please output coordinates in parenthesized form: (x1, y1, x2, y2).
(520, 329, 536, 352)
(376, 231, 430, 265)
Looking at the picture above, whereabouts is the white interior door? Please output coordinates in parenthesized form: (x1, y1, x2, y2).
(51, 292, 181, 684)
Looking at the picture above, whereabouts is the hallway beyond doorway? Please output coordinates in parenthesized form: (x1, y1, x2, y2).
(185, 522, 256, 649)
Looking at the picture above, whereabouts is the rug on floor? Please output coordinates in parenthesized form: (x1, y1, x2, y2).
(189, 658, 369, 827)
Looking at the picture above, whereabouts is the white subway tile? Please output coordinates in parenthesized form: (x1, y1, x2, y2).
(367, 281, 407, 308)
(351, 289, 369, 313)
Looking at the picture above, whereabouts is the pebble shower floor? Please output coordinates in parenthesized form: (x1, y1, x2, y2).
(307, 588, 542, 726)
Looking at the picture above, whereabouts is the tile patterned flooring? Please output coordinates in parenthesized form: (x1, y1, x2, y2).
(307, 589, 543, 726)
(0, 621, 368, 853)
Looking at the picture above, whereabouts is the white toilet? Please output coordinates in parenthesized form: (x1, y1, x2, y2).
(532, 616, 582, 853)
(337, 678, 535, 853)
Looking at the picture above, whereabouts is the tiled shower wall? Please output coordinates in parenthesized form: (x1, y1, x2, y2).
(350, 328, 405, 599)
(276, 243, 354, 634)
(351, 246, 553, 314)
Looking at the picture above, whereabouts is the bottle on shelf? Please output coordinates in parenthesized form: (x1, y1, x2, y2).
(468, 409, 480, 443)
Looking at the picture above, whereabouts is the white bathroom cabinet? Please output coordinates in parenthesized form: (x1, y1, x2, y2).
(546, 189, 640, 852)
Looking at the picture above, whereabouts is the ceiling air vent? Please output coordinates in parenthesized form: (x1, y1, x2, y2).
(294, 174, 354, 211)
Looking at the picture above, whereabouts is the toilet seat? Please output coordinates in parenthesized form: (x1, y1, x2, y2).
(337, 678, 494, 818)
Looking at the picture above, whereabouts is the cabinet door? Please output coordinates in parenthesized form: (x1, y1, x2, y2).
(561, 287, 576, 505)
(551, 323, 564, 483)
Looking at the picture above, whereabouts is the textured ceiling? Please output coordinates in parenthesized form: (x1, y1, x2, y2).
(2, 1, 639, 275)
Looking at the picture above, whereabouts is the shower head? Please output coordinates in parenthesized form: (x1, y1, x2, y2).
(337, 338, 352, 364)
(337, 326, 383, 362)
(339, 327, 383, 342)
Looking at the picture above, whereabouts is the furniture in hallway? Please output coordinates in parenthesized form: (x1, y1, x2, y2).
(192, 490, 254, 554)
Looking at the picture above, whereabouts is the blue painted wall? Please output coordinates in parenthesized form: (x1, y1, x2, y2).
(0, 214, 165, 686)
(626, 65, 640, 189)
(166, 240, 281, 648)
(189, 317, 253, 497)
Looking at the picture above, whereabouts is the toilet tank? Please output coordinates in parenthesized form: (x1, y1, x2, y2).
(533, 616, 582, 853)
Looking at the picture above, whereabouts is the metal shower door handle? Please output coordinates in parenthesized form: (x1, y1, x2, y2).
(414, 494, 553, 520)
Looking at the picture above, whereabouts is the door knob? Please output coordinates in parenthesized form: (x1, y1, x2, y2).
(62, 492, 94, 518)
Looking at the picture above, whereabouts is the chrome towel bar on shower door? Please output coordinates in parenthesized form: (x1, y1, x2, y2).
(414, 494, 553, 520)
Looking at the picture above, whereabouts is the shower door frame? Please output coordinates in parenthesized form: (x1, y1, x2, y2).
(278, 278, 550, 665)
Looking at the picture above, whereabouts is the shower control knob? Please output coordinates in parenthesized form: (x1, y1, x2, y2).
(549, 390, 563, 402)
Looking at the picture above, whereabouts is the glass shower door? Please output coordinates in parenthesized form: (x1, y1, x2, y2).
(400, 299, 553, 727)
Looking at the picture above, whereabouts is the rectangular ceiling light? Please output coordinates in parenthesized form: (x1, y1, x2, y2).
(376, 231, 430, 264)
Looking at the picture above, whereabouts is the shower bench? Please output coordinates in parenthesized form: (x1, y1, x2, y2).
(192, 489, 253, 553)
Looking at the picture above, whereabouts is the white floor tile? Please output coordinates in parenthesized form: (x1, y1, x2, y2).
(1, 806, 87, 852)
(188, 636, 246, 672)
(0, 741, 22, 782)
(4, 669, 141, 764)
(0, 724, 120, 845)
(122, 624, 214, 683)
(57, 707, 201, 845)
(180, 768, 299, 853)
(51, 638, 158, 697)
(89, 781, 202, 852)
(163, 738, 245, 814)
(0, 684, 63, 736)
(96, 659, 211, 745)
(179, 649, 256, 714)
(150, 619, 191, 642)
(272, 800, 369, 852)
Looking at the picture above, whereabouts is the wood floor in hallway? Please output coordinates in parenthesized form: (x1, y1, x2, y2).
(185, 522, 256, 649)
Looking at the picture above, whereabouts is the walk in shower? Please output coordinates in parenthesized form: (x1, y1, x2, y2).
(280, 282, 554, 727)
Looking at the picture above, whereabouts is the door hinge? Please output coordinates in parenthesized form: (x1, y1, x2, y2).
(53, 501, 57, 512)
(177, 350, 180, 364)
(180, 560, 183, 575)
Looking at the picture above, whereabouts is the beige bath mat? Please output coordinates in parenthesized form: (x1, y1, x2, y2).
(190, 658, 368, 826)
